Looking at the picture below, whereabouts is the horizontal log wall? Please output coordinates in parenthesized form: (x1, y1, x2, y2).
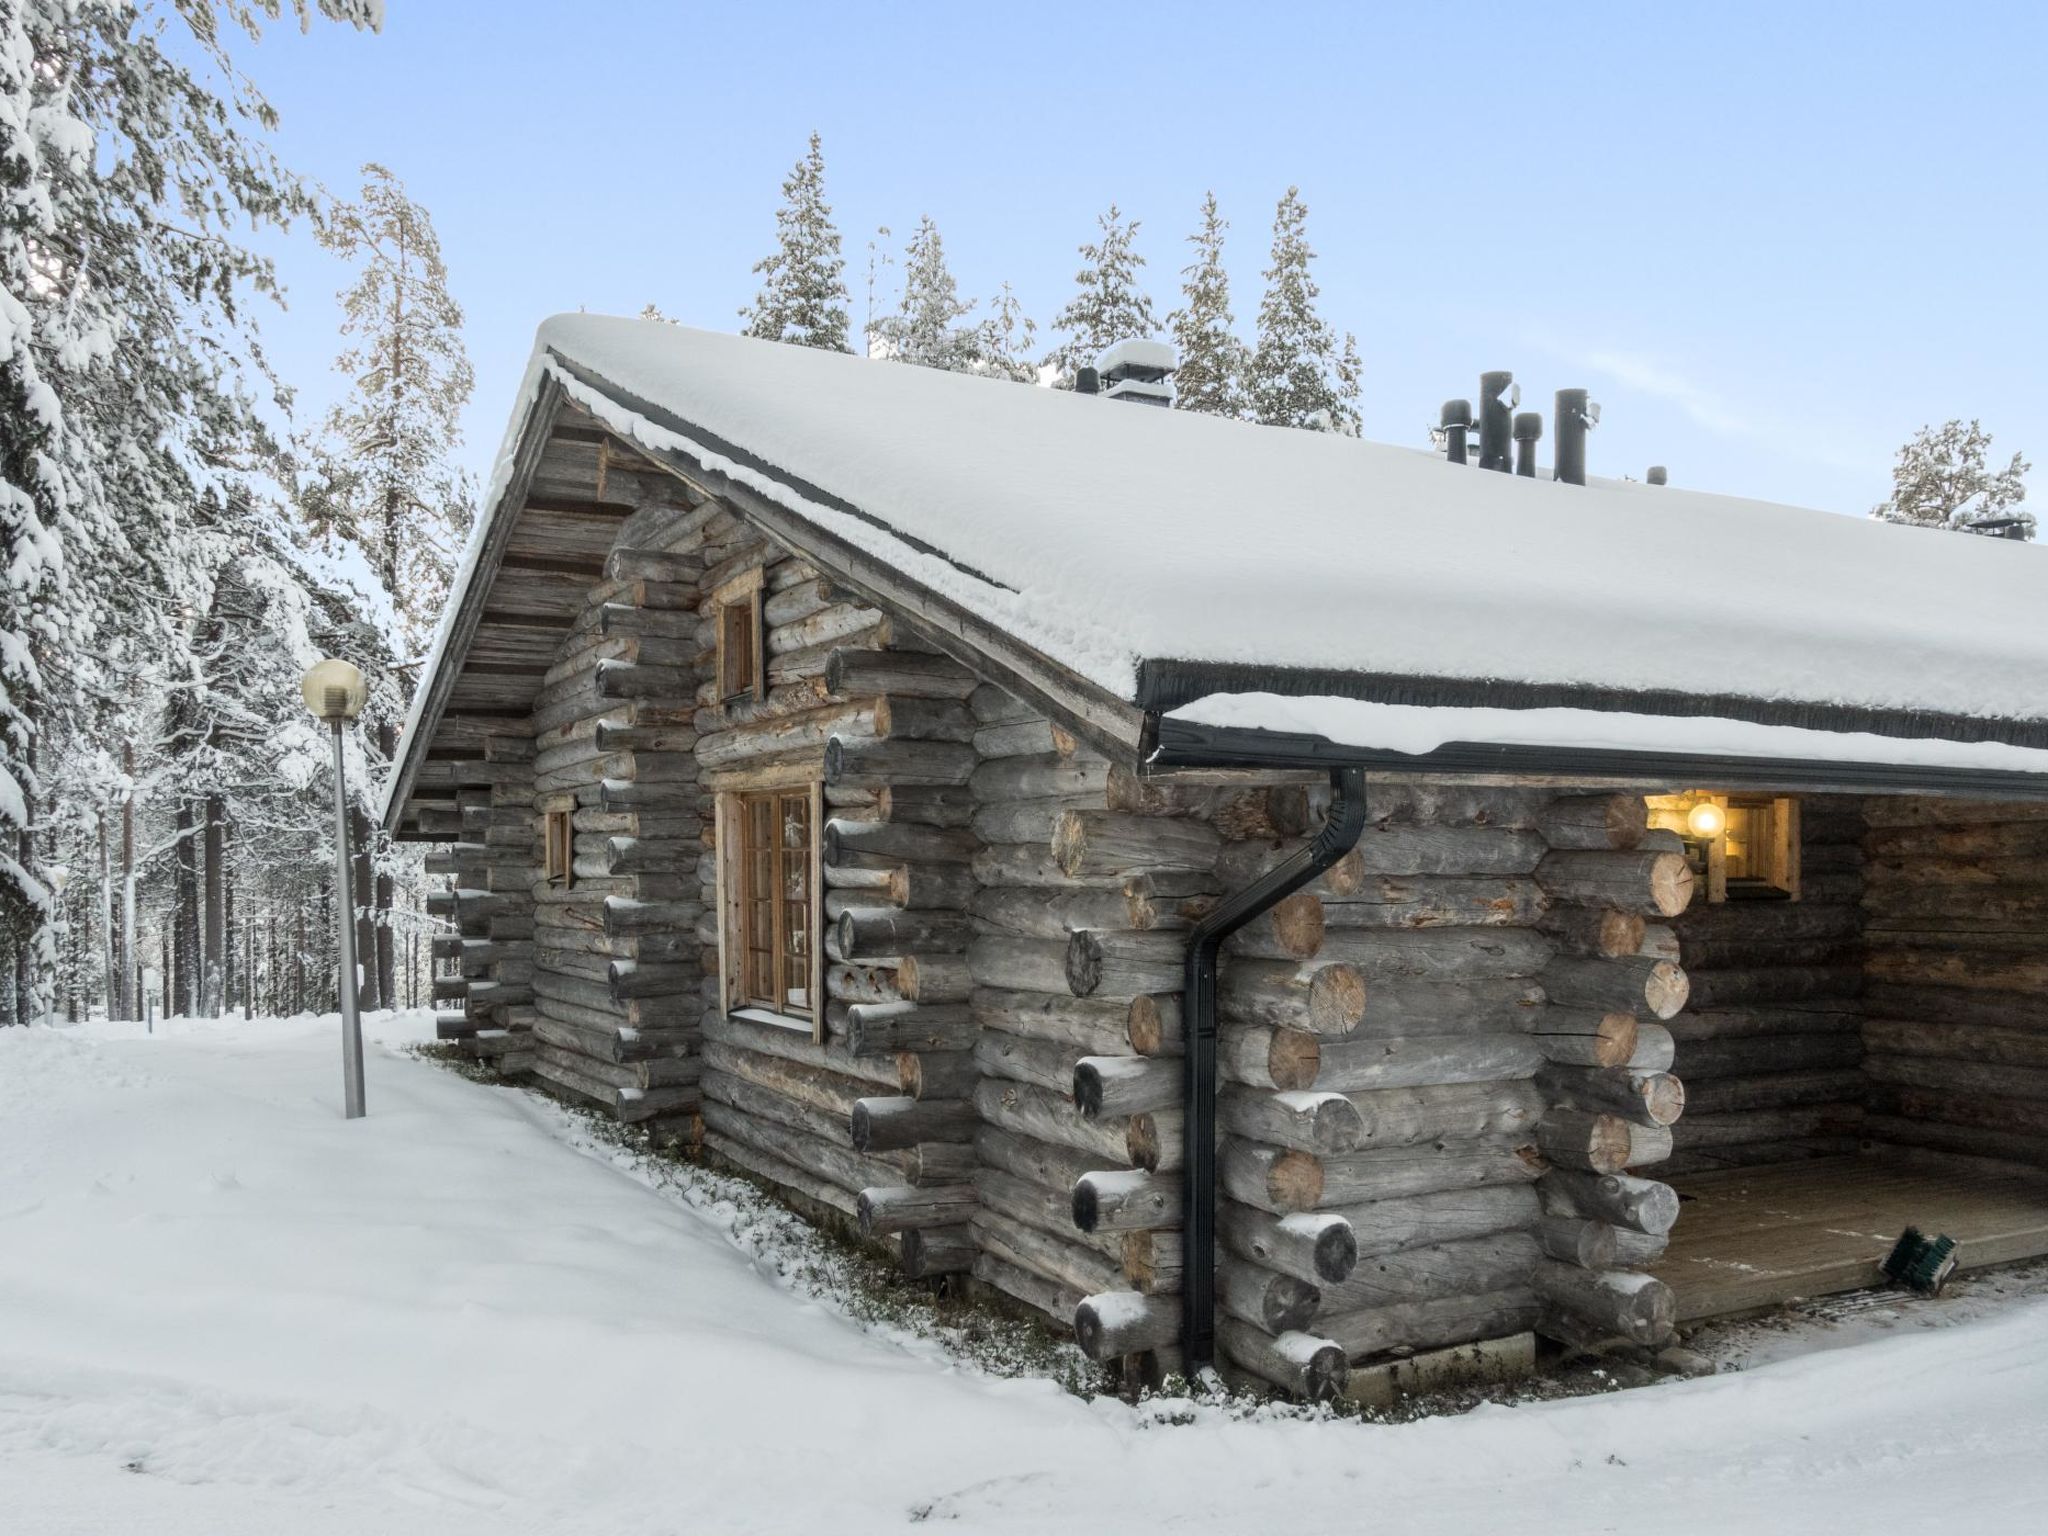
(965, 687, 1222, 1380)
(1280, 786, 1584, 1385)
(430, 740, 539, 1074)
(1860, 798, 2048, 1167)
(679, 518, 985, 1251)
(524, 492, 713, 1126)
(1528, 795, 1686, 1351)
(1661, 795, 1867, 1175)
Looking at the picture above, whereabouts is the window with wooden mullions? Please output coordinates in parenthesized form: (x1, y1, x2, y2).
(715, 567, 766, 703)
(722, 783, 822, 1034)
(543, 808, 574, 888)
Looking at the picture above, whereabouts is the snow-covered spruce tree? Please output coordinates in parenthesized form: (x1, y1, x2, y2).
(0, 0, 379, 1021)
(1045, 204, 1159, 384)
(741, 132, 852, 353)
(1168, 192, 1250, 418)
(298, 163, 476, 655)
(972, 282, 1038, 384)
(1871, 419, 2034, 540)
(1247, 187, 1362, 434)
(869, 216, 979, 373)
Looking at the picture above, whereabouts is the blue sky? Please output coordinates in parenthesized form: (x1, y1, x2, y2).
(242, 1, 2045, 517)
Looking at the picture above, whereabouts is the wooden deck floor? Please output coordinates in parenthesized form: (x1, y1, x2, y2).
(1650, 1149, 2048, 1322)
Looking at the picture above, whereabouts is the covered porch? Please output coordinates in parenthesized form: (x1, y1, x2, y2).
(1651, 1150, 2048, 1321)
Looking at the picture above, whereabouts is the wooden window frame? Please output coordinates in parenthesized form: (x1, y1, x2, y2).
(714, 775, 825, 1041)
(714, 567, 767, 704)
(543, 805, 574, 889)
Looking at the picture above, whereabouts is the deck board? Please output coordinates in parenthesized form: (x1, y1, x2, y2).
(1650, 1149, 2048, 1322)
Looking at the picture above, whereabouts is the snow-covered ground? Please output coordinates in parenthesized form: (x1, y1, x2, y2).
(4, 1014, 2046, 1535)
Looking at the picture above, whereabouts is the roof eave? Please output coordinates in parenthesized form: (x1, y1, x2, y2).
(377, 372, 569, 831)
(1149, 716, 2048, 800)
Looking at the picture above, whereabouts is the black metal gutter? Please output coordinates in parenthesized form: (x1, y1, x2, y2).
(1181, 765, 1368, 1371)
(1151, 717, 2048, 803)
(1135, 657, 2048, 753)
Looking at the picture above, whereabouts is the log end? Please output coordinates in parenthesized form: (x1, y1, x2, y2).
(1072, 1060, 1105, 1120)
(1306, 962, 1368, 1034)
(1072, 1177, 1102, 1233)
(1270, 890, 1326, 960)
(1647, 852, 1696, 918)
(1295, 1337, 1351, 1402)
(1064, 930, 1106, 998)
(1643, 959, 1692, 1020)
(1264, 1274, 1322, 1335)
(1313, 1219, 1359, 1283)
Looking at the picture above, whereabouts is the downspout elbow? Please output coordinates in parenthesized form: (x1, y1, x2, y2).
(1180, 766, 1368, 1372)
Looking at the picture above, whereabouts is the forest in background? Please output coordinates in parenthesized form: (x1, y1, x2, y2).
(1, 3, 2029, 1030)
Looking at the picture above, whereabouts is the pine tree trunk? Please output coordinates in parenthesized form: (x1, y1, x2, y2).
(350, 804, 377, 1011)
(120, 744, 136, 1022)
(220, 813, 235, 1017)
(98, 809, 115, 1020)
(374, 722, 397, 1008)
(202, 794, 225, 1018)
(174, 800, 199, 1016)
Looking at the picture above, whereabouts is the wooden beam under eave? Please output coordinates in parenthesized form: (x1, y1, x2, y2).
(498, 553, 609, 579)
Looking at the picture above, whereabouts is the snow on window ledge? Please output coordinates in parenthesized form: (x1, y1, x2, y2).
(731, 1006, 814, 1036)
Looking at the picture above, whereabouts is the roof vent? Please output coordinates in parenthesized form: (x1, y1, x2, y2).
(1076, 365, 1100, 396)
(1647, 465, 1668, 486)
(1478, 371, 1517, 472)
(1094, 339, 1175, 407)
(1439, 399, 1473, 465)
(1554, 388, 1597, 486)
(1513, 412, 1543, 477)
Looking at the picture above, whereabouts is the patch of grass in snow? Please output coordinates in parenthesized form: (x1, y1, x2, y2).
(408, 1042, 499, 1085)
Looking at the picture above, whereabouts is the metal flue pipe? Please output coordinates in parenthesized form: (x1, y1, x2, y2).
(1439, 399, 1472, 464)
(1478, 371, 1515, 471)
(1513, 411, 1543, 477)
(1554, 388, 1592, 486)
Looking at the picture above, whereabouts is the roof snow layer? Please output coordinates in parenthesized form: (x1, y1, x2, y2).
(525, 315, 2047, 744)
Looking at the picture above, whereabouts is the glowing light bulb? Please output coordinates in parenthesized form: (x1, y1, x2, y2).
(1687, 802, 1726, 839)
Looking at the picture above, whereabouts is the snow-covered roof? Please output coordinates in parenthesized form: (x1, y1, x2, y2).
(386, 314, 2048, 818)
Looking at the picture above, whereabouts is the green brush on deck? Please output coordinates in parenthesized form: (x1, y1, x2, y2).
(1881, 1227, 1960, 1295)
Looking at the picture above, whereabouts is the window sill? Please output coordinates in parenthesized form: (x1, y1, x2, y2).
(731, 1006, 815, 1036)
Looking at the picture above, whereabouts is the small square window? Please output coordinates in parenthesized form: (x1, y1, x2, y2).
(715, 568, 765, 703)
(544, 808, 574, 888)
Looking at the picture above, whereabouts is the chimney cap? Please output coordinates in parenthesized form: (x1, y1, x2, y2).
(1076, 366, 1100, 396)
(1647, 465, 1668, 486)
(1093, 338, 1176, 377)
(1513, 411, 1544, 442)
(1440, 398, 1473, 428)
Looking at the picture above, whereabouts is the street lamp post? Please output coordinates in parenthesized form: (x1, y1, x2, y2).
(301, 658, 369, 1119)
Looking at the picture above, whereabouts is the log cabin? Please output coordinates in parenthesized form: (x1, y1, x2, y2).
(382, 315, 2048, 1399)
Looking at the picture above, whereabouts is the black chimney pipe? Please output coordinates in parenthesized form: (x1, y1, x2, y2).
(1439, 399, 1472, 465)
(1478, 371, 1514, 471)
(1513, 412, 1543, 477)
(1077, 365, 1100, 396)
(1647, 465, 1668, 486)
(1554, 388, 1591, 486)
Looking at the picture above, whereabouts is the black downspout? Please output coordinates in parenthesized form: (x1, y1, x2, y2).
(1180, 765, 1368, 1372)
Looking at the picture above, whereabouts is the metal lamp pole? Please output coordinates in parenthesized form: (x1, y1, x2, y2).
(302, 658, 369, 1119)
